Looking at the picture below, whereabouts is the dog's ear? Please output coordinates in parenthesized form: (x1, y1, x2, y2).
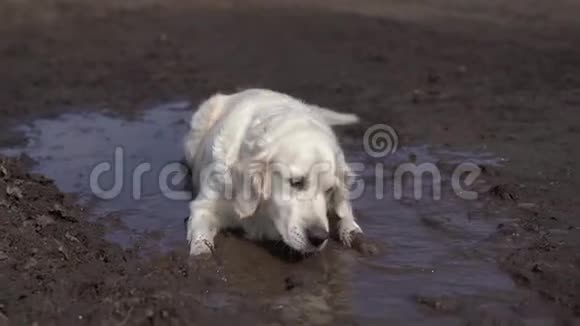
(231, 155, 272, 219)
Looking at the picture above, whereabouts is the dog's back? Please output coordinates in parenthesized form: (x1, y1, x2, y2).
(184, 88, 359, 171)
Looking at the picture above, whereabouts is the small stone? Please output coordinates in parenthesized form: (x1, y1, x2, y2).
(50, 204, 77, 222)
(145, 309, 155, 318)
(479, 165, 501, 177)
(6, 185, 23, 200)
(65, 232, 80, 243)
(427, 72, 441, 84)
(284, 276, 303, 291)
(36, 215, 55, 227)
(489, 184, 519, 201)
(415, 295, 460, 313)
(531, 264, 543, 273)
(0, 311, 7, 324)
(411, 89, 426, 103)
(0, 251, 8, 261)
(51, 203, 65, 214)
(23, 257, 38, 270)
(517, 202, 536, 210)
(30, 174, 52, 185)
(54, 240, 69, 260)
(0, 165, 8, 178)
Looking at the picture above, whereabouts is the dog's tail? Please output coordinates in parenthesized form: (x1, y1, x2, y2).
(311, 105, 359, 126)
(184, 93, 227, 165)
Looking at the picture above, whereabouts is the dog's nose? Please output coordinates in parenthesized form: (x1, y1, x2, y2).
(306, 226, 329, 247)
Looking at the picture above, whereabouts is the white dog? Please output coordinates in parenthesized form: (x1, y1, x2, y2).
(183, 89, 364, 256)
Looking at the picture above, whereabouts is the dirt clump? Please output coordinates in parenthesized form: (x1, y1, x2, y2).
(0, 157, 278, 325)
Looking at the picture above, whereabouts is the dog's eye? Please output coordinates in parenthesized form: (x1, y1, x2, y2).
(289, 176, 306, 190)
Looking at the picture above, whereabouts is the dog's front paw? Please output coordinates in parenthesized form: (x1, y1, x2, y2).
(189, 238, 215, 256)
(186, 215, 216, 256)
(187, 227, 214, 256)
(338, 220, 362, 247)
(338, 221, 379, 256)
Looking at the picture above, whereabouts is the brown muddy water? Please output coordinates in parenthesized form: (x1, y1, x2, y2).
(0, 103, 565, 324)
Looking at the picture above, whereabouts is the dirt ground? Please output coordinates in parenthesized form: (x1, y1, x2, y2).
(1, 0, 580, 324)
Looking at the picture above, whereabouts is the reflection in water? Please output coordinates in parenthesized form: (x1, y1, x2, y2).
(0, 103, 561, 323)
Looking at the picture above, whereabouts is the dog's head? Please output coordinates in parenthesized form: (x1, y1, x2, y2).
(231, 127, 354, 253)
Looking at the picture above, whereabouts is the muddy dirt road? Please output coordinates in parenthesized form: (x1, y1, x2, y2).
(1, 1, 580, 324)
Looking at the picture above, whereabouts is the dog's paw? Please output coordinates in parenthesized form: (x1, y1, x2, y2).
(189, 238, 215, 256)
(338, 221, 379, 256)
(186, 218, 216, 256)
(338, 220, 362, 247)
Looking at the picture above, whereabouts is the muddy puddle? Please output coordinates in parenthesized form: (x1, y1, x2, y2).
(0, 103, 564, 324)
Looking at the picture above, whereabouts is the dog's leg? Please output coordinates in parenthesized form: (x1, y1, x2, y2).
(334, 206, 379, 255)
(186, 197, 220, 255)
(333, 200, 363, 247)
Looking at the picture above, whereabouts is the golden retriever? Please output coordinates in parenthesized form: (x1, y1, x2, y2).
(183, 89, 363, 255)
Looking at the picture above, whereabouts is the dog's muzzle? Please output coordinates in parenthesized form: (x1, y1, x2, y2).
(306, 225, 329, 247)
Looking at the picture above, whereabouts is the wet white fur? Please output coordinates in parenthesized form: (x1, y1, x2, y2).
(183, 88, 362, 255)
